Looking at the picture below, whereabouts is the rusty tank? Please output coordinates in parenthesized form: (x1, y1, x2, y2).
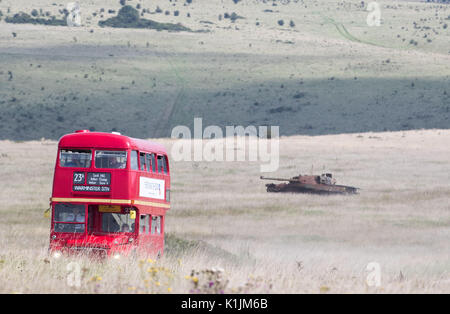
(260, 173, 358, 195)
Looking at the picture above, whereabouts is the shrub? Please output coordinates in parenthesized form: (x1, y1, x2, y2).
(293, 92, 305, 99)
(269, 106, 293, 114)
(116, 5, 140, 24)
(230, 12, 243, 22)
(98, 5, 191, 32)
(5, 12, 66, 26)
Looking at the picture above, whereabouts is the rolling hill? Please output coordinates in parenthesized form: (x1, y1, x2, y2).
(0, 0, 449, 141)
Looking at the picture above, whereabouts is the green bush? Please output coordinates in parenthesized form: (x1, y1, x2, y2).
(116, 5, 139, 24)
(98, 5, 191, 32)
(5, 12, 67, 26)
(230, 12, 244, 22)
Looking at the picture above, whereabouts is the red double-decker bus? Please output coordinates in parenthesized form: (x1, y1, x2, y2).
(48, 130, 170, 259)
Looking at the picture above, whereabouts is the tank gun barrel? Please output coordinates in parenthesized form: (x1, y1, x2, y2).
(260, 176, 298, 182)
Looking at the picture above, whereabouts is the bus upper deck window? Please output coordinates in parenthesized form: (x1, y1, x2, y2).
(130, 151, 138, 170)
(60, 149, 91, 168)
(145, 154, 152, 172)
(157, 155, 168, 174)
(163, 156, 168, 174)
(150, 153, 156, 172)
(139, 153, 146, 171)
(95, 151, 127, 169)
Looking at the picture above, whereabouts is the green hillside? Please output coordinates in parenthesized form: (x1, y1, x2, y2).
(0, 0, 449, 140)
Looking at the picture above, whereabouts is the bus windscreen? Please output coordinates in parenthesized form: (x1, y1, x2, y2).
(60, 149, 92, 168)
(102, 212, 135, 233)
(95, 151, 127, 169)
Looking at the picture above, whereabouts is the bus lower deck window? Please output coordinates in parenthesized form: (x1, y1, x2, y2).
(54, 204, 86, 233)
(54, 223, 85, 233)
(95, 151, 127, 169)
(54, 204, 85, 222)
(60, 149, 91, 168)
(151, 216, 161, 235)
(139, 215, 149, 234)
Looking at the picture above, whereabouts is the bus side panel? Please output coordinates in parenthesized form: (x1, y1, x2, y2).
(130, 172, 170, 207)
(136, 206, 166, 257)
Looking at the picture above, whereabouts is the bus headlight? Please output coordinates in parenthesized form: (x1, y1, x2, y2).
(51, 235, 57, 240)
(113, 254, 121, 260)
(52, 252, 61, 259)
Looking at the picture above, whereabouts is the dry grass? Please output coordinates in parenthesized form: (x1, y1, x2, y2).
(0, 130, 449, 293)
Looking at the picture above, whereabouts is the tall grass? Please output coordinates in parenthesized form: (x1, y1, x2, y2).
(0, 131, 449, 293)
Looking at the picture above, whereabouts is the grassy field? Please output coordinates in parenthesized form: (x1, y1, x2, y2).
(0, 130, 449, 293)
(0, 0, 449, 294)
(0, 0, 449, 140)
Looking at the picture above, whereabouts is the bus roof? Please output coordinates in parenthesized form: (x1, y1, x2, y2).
(58, 130, 167, 155)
